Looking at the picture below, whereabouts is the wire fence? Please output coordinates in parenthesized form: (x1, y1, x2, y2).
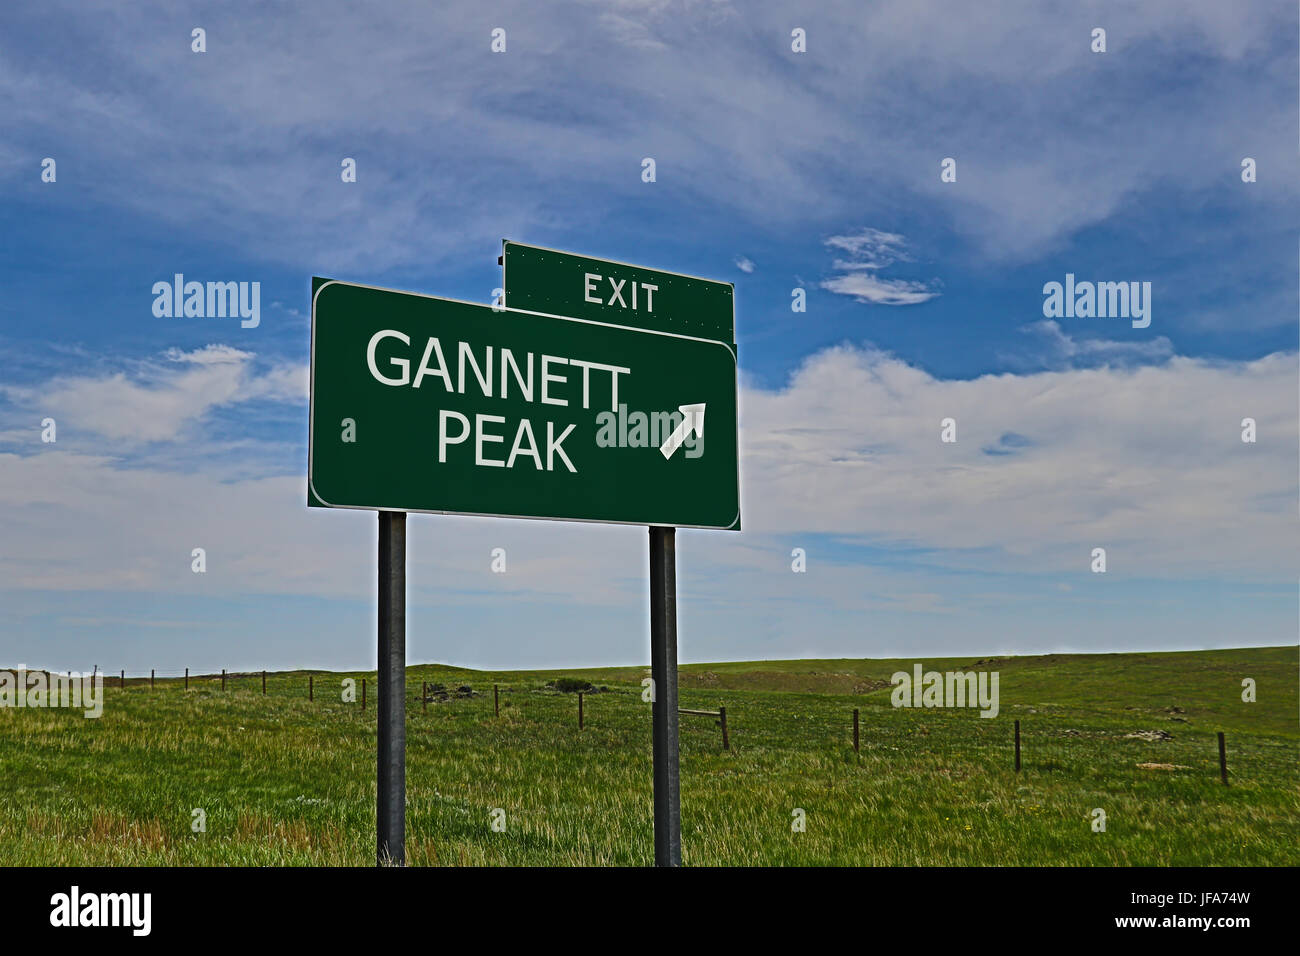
(70, 668, 1295, 787)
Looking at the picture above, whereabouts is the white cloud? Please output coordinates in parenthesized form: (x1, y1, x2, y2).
(741, 344, 1297, 577)
(1019, 320, 1176, 364)
(0, 339, 1294, 666)
(820, 228, 940, 305)
(0, 347, 306, 444)
(0, 450, 647, 604)
(820, 272, 939, 306)
(0, 341, 1293, 607)
(595, 12, 671, 51)
(734, 256, 755, 273)
(165, 345, 250, 367)
(824, 228, 910, 270)
(246, 362, 310, 404)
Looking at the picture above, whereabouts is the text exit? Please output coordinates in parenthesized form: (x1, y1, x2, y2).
(584, 272, 658, 313)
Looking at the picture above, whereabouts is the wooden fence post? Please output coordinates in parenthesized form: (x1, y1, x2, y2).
(309, 675, 313, 701)
(494, 684, 499, 717)
(679, 707, 730, 751)
(853, 708, 859, 753)
(221, 668, 226, 692)
(422, 681, 428, 715)
(150, 669, 155, 690)
(362, 678, 367, 711)
(262, 671, 266, 695)
(1218, 731, 1228, 786)
(185, 667, 188, 691)
(578, 692, 584, 730)
(120, 669, 125, 689)
(1014, 719, 1021, 772)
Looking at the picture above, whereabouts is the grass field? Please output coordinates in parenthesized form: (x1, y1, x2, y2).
(1, 646, 1296, 866)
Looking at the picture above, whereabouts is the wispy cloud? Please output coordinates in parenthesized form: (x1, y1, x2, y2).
(820, 272, 939, 306)
(824, 228, 910, 270)
(820, 228, 940, 305)
(1018, 320, 1175, 365)
(4, 2, 1293, 270)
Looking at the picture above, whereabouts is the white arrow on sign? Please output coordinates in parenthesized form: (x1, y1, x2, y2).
(659, 403, 706, 460)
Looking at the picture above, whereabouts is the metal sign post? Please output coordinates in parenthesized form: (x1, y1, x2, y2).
(649, 526, 681, 866)
(377, 510, 406, 865)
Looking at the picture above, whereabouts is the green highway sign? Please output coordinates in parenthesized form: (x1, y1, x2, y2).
(501, 240, 735, 344)
(309, 278, 740, 529)
(313, 250, 740, 864)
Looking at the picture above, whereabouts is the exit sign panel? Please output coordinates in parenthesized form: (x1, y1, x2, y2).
(501, 241, 735, 344)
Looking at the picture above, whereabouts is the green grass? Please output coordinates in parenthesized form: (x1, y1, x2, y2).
(1, 647, 1295, 865)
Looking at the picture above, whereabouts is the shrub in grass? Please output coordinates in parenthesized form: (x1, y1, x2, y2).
(549, 678, 592, 694)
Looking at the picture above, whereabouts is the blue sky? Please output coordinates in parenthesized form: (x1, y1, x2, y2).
(1, 0, 1297, 673)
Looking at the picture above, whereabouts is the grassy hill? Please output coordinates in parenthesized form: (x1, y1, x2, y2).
(1, 646, 1295, 865)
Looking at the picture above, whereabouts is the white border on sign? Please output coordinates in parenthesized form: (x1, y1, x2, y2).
(308, 278, 741, 531)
